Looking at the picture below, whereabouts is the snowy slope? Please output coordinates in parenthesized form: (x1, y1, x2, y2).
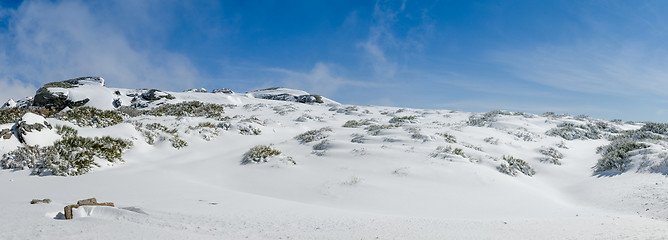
(1, 80, 668, 239)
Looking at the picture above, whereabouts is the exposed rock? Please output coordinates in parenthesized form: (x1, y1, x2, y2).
(185, 88, 207, 93)
(77, 198, 98, 205)
(1, 128, 12, 139)
(141, 89, 175, 101)
(212, 88, 234, 94)
(64, 198, 115, 220)
(256, 93, 324, 104)
(61, 76, 105, 87)
(30, 198, 52, 204)
(112, 98, 122, 108)
(14, 113, 59, 146)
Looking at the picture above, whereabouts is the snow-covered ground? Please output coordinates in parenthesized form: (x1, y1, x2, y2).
(1, 81, 667, 239)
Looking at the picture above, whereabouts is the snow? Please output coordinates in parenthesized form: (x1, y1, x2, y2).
(1, 85, 668, 239)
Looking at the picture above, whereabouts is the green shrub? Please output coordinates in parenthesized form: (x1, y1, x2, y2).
(295, 127, 332, 143)
(497, 155, 535, 176)
(57, 106, 124, 128)
(389, 116, 418, 124)
(429, 146, 466, 159)
(241, 145, 282, 164)
(365, 124, 399, 136)
(1, 134, 132, 176)
(55, 125, 78, 139)
(0, 107, 59, 124)
(0, 107, 28, 124)
(436, 132, 457, 143)
(238, 125, 262, 135)
(143, 101, 226, 119)
(342, 119, 375, 128)
(169, 136, 188, 149)
(467, 110, 509, 127)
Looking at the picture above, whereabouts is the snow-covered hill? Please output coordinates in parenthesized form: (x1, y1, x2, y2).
(1, 77, 667, 239)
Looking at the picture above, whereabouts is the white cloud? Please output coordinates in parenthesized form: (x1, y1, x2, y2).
(267, 62, 376, 96)
(0, 0, 200, 91)
(492, 42, 668, 97)
(358, 2, 399, 79)
(0, 78, 36, 102)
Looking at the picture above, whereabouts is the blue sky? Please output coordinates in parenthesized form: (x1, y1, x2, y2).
(1, 0, 668, 122)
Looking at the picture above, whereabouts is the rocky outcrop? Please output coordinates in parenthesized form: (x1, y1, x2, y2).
(256, 93, 324, 104)
(212, 88, 234, 94)
(141, 89, 175, 101)
(31, 77, 104, 111)
(185, 88, 207, 93)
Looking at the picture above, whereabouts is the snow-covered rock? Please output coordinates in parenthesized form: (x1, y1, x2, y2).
(14, 113, 60, 146)
(1, 99, 16, 109)
(247, 87, 333, 104)
(32, 77, 109, 110)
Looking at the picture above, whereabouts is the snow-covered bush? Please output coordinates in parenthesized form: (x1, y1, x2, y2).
(55, 125, 78, 139)
(295, 127, 332, 143)
(405, 126, 433, 142)
(57, 106, 124, 128)
(594, 139, 649, 172)
(137, 122, 188, 148)
(342, 119, 375, 128)
(143, 101, 226, 119)
(295, 114, 322, 122)
(497, 155, 535, 177)
(350, 133, 366, 143)
(272, 104, 297, 115)
(483, 137, 498, 145)
(239, 116, 265, 126)
(329, 106, 358, 114)
(365, 124, 399, 136)
(467, 110, 509, 127)
(238, 125, 262, 135)
(241, 145, 294, 165)
(541, 112, 568, 119)
(0, 107, 29, 124)
(546, 122, 619, 140)
(507, 128, 537, 142)
(436, 132, 457, 143)
(187, 122, 224, 141)
(539, 146, 563, 165)
(429, 146, 466, 159)
(312, 140, 330, 156)
(639, 122, 668, 135)
(1, 134, 132, 176)
(117, 106, 142, 117)
(169, 136, 188, 149)
(389, 116, 418, 124)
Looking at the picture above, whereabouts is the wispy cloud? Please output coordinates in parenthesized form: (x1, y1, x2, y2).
(0, 1, 201, 91)
(492, 41, 668, 97)
(357, 0, 433, 80)
(265, 62, 380, 96)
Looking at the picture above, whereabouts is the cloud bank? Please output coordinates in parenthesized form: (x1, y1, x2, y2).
(0, 0, 201, 99)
